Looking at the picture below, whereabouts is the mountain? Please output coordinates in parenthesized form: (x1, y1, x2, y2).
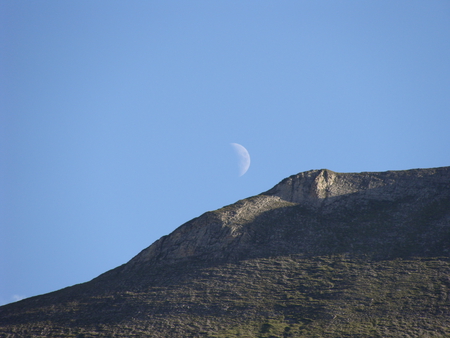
(1, 167, 450, 337)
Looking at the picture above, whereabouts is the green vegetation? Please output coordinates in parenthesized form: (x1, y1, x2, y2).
(1, 167, 450, 337)
(2, 254, 450, 337)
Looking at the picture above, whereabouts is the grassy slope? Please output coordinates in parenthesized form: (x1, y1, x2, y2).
(1, 255, 450, 337)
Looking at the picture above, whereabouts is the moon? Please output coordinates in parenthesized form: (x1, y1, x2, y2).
(231, 143, 251, 177)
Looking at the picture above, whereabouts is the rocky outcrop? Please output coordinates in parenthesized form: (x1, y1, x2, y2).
(265, 167, 450, 207)
(126, 195, 294, 267)
(126, 167, 450, 269)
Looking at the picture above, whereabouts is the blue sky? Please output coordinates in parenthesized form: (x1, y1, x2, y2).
(1, 1, 449, 305)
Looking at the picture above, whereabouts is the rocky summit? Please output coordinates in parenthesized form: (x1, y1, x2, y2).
(1, 167, 450, 337)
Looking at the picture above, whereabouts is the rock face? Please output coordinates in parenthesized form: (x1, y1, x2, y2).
(1, 166, 450, 337)
(125, 167, 450, 269)
(267, 167, 449, 205)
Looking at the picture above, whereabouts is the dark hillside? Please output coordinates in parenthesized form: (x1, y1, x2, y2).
(1, 167, 450, 337)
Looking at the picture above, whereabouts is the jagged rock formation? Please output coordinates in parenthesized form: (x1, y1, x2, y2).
(1, 167, 450, 337)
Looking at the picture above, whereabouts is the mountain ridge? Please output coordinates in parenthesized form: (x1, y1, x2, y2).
(122, 166, 450, 270)
(1, 166, 450, 337)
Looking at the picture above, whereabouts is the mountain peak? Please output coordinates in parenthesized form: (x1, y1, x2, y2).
(266, 166, 450, 206)
(2, 166, 450, 337)
(264, 168, 338, 203)
(125, 167, 450, 270)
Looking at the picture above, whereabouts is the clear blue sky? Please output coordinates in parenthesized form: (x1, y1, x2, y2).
(1, 1, 449, 305)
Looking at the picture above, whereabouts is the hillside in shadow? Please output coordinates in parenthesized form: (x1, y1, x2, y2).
(1, 167, 450, 337)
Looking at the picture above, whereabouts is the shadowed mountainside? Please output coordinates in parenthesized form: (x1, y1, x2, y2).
(1, 167, 450, 337)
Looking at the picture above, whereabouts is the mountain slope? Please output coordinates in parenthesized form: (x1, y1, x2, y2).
(1, 167, 450, 337)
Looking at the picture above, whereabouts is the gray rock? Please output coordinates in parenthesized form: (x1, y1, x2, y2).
(127, 166, 450, 269)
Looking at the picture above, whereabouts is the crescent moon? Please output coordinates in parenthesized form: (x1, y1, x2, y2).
(231, 143, 251, 177)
